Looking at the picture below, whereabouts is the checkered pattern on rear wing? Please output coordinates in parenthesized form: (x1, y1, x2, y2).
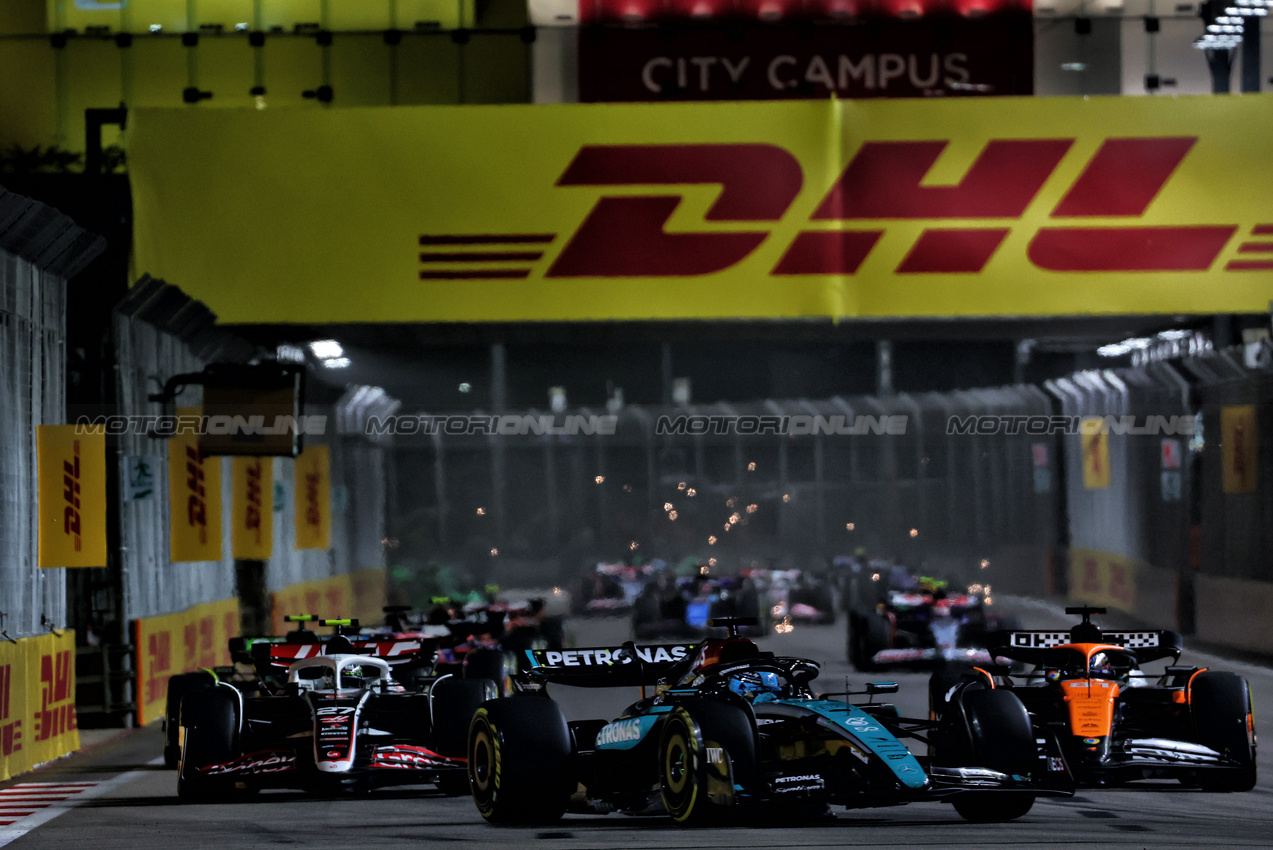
(1001, 630, 1178, 650)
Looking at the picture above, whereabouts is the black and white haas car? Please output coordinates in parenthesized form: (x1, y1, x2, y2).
(176, 629, 492, 799)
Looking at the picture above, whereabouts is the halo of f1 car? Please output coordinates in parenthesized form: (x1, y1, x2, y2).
(464, 616, 1072, 826)
(929, 606, 1257, 792)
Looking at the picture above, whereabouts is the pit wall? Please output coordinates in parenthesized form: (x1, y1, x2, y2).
(0, 630, 80, 781)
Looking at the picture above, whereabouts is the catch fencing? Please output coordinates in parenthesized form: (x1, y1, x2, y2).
(0, 187, 102, 639)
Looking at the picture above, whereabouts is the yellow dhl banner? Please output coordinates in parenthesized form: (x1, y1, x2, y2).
(37, 426, 107, 567)
(0, 630, 80, 782)
(1069, 548, 1139, 614)
(1081, 427, 1111, 490)
(127, 96, 1273, 323)
(269, 568, 386, 635)
(294, 445, 331, 551)
(231, 456, 273, 559)
(169, 408, 223, 562)
(134, 598, 240, 727)
(1221, 405, 1259, 494)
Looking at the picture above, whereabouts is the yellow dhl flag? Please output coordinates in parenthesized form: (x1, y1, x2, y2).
(1221, 405, 1258, 493)
(1081, 424, 1111, 490)
(169, 408, 223, 562)
(294, 445, 331, 551)
(231, 456, 273, 559)
(37, 425, 107, 567)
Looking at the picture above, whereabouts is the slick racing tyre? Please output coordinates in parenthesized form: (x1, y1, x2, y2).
(939, 689, 1037, 822)
(927, 663, 982, 723)
(464, 648, 514, 696)
(468, 697, 573, 825)
(177, 685, 240, 802)
(951, 791, 1036, 823)
(659, 700, 757, 826)
(432, 677, 497, 760)
(1191, 671, 1258, 792)
(164, 670, 216, 769)
(848, 611, 890, 671)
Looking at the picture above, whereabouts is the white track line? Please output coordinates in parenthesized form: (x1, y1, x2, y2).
(0, 757, 162, 848)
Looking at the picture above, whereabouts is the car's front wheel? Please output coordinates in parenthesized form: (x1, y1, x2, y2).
(1192, 671, 1257, 792)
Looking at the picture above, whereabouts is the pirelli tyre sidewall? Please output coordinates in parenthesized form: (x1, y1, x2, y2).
(659, 707, 705, 824)
(468, 709, 503, 818)
(467, 697, 573, 825)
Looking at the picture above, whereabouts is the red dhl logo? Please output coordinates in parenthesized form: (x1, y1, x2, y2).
(244, 459, 263, 542)
(418, 139, 1272, 279)
(62, 440, 83, 552)
(37, 650, 77, 742)
(304, 471, 323, 530)
(145, 631, 172, 705)
(185, 445, 208, 544)
(0, 665, 20, 756)
(184, 616, 218, 671)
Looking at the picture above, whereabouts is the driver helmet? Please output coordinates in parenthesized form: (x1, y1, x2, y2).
(728, 670, 783, 702)
(1089, 651, 1114, 677)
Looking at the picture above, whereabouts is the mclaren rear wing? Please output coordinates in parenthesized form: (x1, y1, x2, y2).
(989, 629, 1183, 664)
(521, 643, 697, 688)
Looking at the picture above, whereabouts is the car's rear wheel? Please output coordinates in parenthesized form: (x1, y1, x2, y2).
(468, 697, 573, 825)
(1192, 671, 1257, 792)
(177, 685, 240, 802)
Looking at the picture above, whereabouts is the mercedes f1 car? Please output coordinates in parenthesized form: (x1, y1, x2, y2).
(465, 618, 1070, 826)
(930, 606, 1257, 792)
(847, 577, 1016, 671)
(176, 627, 493, 799)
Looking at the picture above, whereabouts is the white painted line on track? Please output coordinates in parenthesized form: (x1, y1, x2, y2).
(0, 757, 162, 848)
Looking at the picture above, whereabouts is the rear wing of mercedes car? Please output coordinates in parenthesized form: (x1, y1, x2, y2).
(521, 643, 698, 688)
